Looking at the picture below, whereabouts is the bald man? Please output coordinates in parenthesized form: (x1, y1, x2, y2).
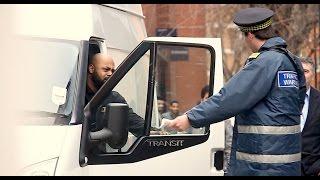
(86, 53, 144, 138)
(86, 53, 115, 96)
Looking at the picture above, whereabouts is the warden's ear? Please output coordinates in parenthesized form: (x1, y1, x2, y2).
(247, 32, 255, 39)
(88, 64, 95, 74)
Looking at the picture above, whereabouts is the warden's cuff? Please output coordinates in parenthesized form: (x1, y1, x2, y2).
(186, 110, 202, 128)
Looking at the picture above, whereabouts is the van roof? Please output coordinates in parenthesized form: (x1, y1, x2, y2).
(101, 4, 144, 17)
(12, 4, 146, 43)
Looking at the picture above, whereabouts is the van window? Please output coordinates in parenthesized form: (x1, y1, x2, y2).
(18, 38, 79, 125)
(151, 45, 211, 135)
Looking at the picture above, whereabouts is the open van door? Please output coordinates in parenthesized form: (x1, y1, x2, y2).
(56, 37, 225, 176)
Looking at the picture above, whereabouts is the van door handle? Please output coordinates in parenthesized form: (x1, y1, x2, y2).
(211, 148, 224, 171)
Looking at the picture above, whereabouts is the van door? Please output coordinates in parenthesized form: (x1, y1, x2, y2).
(56, 37, 224, 176)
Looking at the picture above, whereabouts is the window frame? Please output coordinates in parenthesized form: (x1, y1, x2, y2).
(79, 39, 216, 166)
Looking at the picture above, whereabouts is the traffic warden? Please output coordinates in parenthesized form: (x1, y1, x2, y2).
(167, 7, 306, 176)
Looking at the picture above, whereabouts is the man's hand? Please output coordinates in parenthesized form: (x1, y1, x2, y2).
(318, 171, 320, 176)
(167, 114, 191, 131)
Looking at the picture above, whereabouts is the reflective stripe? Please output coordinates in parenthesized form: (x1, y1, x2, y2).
(236, 151, 301, 164)
(238, 125, 300, 135)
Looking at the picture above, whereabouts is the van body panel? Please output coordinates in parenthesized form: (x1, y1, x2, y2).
(13, 4, 94, 41)
(54, 125, 84, 176)
(54, 126, 223, 176)
(102, 4, 144, 17)
(16, 126, 67, 171)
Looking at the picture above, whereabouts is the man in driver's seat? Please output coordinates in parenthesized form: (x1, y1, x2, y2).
(85, 53, 144, 137)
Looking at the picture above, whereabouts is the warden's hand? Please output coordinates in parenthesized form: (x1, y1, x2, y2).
(150, 130, 169, 135)
(167, 114, 191, 131)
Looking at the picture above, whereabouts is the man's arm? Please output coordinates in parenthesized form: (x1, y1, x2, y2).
(127, 108, 145, 137)
(111, 91, 145, 137)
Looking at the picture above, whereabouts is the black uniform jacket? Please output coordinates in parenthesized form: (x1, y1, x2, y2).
(86, 89, 145, 137)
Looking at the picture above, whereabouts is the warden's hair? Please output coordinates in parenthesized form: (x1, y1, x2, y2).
(244, 26, 278, 40)
(300, 57, 315, 73)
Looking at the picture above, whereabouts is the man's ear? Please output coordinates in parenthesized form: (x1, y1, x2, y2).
(88, 64, 95, 74)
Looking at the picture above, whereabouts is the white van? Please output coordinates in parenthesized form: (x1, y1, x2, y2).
(8, 4, 225, 176)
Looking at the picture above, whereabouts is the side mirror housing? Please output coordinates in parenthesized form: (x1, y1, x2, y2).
(90, 103, 129, 149)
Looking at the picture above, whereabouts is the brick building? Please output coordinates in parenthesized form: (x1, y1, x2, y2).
(142, 4, 208, 113)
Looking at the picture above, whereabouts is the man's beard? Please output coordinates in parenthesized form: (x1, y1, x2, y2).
(92, 72, 108, 89)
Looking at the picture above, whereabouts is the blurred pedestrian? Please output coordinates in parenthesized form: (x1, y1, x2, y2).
(300, 57, 320, 176)
(162, 100, 181, 120)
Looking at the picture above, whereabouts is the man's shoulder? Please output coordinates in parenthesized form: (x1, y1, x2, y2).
(102, 91, 126, 104)
(260, 50, 288, 62)
(246, 51, 283, 70)
(311, 87, 320, 97)
(255, 50, 299, 73)
(162, 112, 170, 116)
(162, 112, 171, 118)
(109, 91, 122, 97)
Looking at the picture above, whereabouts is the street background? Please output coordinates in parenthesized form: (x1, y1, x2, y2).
(142, 4, 320, 113)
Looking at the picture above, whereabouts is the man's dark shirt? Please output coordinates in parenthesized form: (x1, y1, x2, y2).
(85, 87, 145, 137)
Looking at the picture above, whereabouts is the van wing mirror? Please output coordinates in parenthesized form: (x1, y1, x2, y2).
(89, 103, 129, 149)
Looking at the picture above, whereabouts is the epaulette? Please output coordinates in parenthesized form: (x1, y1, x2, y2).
(248, 52, 261, 60)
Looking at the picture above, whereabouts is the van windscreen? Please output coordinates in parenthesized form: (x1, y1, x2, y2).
(16, 37, 79, 125)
